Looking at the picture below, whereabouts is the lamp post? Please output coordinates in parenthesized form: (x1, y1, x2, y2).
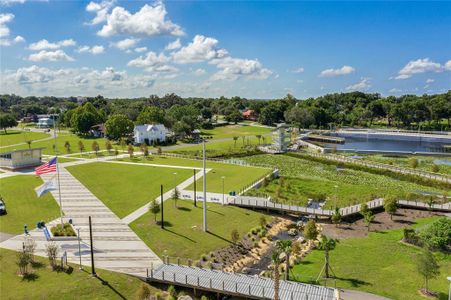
(334, 185, 338, 210)
(193, 169, 197, 207)
(202, 139, 207, 232)
(221, 176, 225, 205)
(77, 228, 83, 270)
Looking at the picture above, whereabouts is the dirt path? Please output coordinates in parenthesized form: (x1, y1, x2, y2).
(321, 208, 444, 239)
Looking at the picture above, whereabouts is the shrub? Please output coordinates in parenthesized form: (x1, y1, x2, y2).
(431, 164, 439, 173)
(45, 242, 59, 269)
(167, 285, 177, 300)
(403, 228, 420, 246)
(16, 250, 31, 276)
(136, 283, 151, 300)
(231, 229, 240, 244)
(417, 218, 451, 251)
(303, 220, 318, 240)
(50, 223, 76, 237)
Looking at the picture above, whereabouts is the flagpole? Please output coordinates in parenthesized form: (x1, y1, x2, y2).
(53, 114, 64, 227)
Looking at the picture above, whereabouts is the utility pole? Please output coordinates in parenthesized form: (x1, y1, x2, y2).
(193, 169, 197, 207)
(160, 185, 164, 229)
(202, 140, 207, 232)
(77, 228, 83, 270)
(221, 176, 225, 205)
(88, 216, 96, 277)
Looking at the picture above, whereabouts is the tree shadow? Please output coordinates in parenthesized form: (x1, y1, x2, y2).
(206, 208, 225, 216)
(96, 276, 127, 300)
(334, 276, 370, 287)
(164, 228, 196, 243)
(22, 272, 39, 282)
(30, 261, 45, 269)
(177, 207, 191, 212)
(394, 219, 414, 225)
(157, 221, 173, 227)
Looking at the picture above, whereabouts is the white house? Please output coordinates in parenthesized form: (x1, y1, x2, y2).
(37, 117, 54, 128)
(0, 148, 44, 170)
(134, 124, 168, 145)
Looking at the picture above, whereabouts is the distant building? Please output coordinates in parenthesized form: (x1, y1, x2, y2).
(134, 124, 168, 145)
(0, 148, 44, 170)
(77, 96, 87, 106)
(242, 109, 257, 121)
(90, 124, 105, 138)
(37, 117, 54, 128)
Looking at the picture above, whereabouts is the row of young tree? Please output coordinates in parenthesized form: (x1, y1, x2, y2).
(1, 91, 450, 135)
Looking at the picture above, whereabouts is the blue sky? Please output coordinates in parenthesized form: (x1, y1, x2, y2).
(0, 0, 450, 98)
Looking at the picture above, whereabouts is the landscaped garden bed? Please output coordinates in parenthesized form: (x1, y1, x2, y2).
(49, 222, 77, 240)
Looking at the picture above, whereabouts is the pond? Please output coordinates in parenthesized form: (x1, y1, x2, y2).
(433, 159, 451, 166)
(318, 137, 450, 153)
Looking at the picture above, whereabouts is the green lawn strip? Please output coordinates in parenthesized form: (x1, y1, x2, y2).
(291, 217, 451, 300)
(169, 137, 264, 158)
(130, 199, 267, 260)
(0, 130, 50, 147)
(0, 248, 160, 300)
(200, 124, 272, 139)
(0, 176, 60, 234)
(115, 156, 272, 193)
(359, 154, 451, 176)
(66, 162, 193, 218)
(242, 154, 447, 208)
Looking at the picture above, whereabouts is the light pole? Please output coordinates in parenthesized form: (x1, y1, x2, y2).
(334, 185, 338, 210)
(221, 176, 225, 205)
(77, 228, 83, 270)
(202, 139, 207, 232)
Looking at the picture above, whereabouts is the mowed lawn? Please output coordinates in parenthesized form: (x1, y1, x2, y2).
(66, 162, 192, 218)
(130, 200, 268, 259)
(115, 156, 272, 193)
(0, 176, 60, 234)
(292, 217, 451, 300)
(0, 248, 160, 300)
(200, 124, 272, 139)
(0, 130, 50, 147)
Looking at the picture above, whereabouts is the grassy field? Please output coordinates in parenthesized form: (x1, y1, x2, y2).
(243, 154, 447, 208)
(170, 137, 264, 158)
(0, 130, 50, 147)
(115, 156, 271, 193)
(0, 176, 60, 234)
(130, 200, 268, 260)
(0, 248, 160, 300)
(292, 217, 451, 300)
(66, 162, 192, 218)
(200, 124, 272, 139)
(355, 154, 451, 175)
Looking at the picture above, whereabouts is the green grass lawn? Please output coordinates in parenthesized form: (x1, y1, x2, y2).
(130, 200, 268, 260)
(0, 248, 160, 300)
(0, 176, 60, 234)
(0, 130, 50, 147)
(243, 154, 448, 208)
(356, 154, 451, 175)
(169, 137, 265, 158)
(200, 124, 272, 139)
(66, 162, 193, 218)
(115, 156, 271, 194)
(291, 217, 451, 300)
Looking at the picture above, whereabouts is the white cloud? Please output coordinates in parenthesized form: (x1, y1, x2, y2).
(193, 68, 206, 76)
(111, 38, 139, 50)
(127, 51, 168, 68)
(210, 57, 272, 81)
(319, 65, 355, 77)
(85, 0, 115, 25)
(292, 67, 304, 73)
(0, 13, 14, 37)
(134, 46, 147, 53)
(28, 50, 74, 62)
(0, 39, 11, 46)
(389, 88, 402, 93)
(172, 35, 228, 64)
(28, 38, 76, 50)
(445, 60, 451, 71)
(1, 0, 26, 5)
(426, 78, 434, 84)
(165, 38, 181, 50)
(96, 2, 184, 37)
(1, 34, 25, 47)
(345, 77, 371, 91)
(77, 45, 105, 55)
(395, 58, 443, 80)
(13, 35, 24, 43)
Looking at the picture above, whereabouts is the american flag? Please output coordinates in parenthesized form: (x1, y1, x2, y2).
(35, 157, 57, 175)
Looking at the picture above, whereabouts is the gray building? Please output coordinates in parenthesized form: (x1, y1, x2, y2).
(0, 148, 44, 170)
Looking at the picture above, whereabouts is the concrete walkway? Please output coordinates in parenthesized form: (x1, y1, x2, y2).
(0, 166, 162, 277)
(340, 289, 392, 300)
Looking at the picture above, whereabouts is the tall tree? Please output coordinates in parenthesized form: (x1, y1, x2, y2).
(0, 113, 17, 133)
(416, 249, 440, 294)
(384, 197, 398, 220)
(136, 106, 165, 124)
(317, 236, 339, 278)
(271, 249, 282, 300)
(105, 114, 133, 140)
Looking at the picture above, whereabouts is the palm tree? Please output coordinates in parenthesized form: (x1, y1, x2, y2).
(271, 249, 282, 300)
(317, 236, 339, 278)
(276, 240, 292, 281)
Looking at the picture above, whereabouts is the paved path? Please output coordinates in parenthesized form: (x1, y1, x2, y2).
(0, 232, 14, 243)
(340, 289, 391, 300)
(0, 166, 162, 277)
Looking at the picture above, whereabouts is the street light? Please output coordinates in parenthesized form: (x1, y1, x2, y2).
(334, 185, 338, 210)
(221, 176, 225, 205)
(173, 172, 177, 190)
(77, 228, 83, 270)
(202, 139, 207, 232)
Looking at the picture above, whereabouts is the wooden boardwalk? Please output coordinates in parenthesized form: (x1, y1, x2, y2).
(147, 264, 338, 300)
(230, 196, 451, 217)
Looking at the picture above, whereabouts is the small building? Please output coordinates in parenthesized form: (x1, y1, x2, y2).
(90, 124, 105, 138)
(134, 124, 168, 145)
(37, 117, 54, 128)
(272, 123, 290, 153)
(0, 148, 45, 170)
(242, 109, 257, 121)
